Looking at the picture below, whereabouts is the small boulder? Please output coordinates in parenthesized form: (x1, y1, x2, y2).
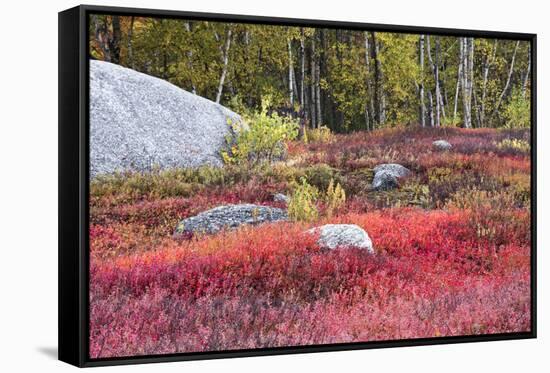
(373, 163, 411, 178)
(307, 224, 374, 253)
(372, 170, 399, 191)
(433, 140, 452, 151)
(273, 193, 290, 204)
(371, 163, 410, 191)
(175, 204, 288, 236)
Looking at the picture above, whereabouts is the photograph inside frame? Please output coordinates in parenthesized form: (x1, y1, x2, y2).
(87, 13, 533, 359)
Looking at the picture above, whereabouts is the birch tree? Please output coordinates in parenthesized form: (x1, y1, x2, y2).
(460, 37, 474, 128)
(418, 35, 426, 127)
(522, 44, 531, 98)
(426, 35, 441, 126)
(493, 40, 520, 118)
(300, 28, 306, 108)
(215, 28, 233, 104)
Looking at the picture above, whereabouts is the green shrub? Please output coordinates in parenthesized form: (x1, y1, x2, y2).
(261, 163, 305, 184)
(288, 177, 319, 222)
(90, 166, 230, 202)
(503, 88, 530, 128)
(221, 98, 299, 166)
(441, 115, 462, 127)
(305, 163, 340, 191)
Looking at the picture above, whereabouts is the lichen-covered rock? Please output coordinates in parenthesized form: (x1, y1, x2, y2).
(307, 224, 373, 252)
(90, 60, 243, 177)
(371, 163, 410, 191)
(174, 204, 288, 236)
(433, 139, 452, 151)
(273, 193, 290, 204)
(373, 163, 411, 178)
(372, 170, 399, 191)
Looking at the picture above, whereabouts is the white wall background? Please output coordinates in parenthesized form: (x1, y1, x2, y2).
(0, 0, 546, 370)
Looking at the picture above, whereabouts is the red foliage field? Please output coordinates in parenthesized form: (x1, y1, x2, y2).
(89, 127, 531, 358)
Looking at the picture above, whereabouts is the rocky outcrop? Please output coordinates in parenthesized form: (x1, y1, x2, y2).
(174, 204, 288, 236)
(307, 224, 374, 253)
(90, 60, 243, 177)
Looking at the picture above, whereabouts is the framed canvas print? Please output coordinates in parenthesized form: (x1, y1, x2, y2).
(58, 4, 537, 367)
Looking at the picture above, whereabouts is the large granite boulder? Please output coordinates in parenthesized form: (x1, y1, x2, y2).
(174, 204, 288, 236)
(433, 139, 452, 151)
(307, 224, 374, 253)
(371, 163, 411, 191)
(90, 60, 243, 177)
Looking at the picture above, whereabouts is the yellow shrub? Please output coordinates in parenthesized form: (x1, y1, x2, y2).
(288, 178, 319, 222)
(496, 138, 530, 153)
(325, 178, 346, 218)
(306, 125, 334, 143)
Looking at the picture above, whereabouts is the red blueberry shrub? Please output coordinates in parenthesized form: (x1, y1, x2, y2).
(90, 127, 531, 358)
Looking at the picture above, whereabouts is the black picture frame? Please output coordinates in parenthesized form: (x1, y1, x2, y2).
(58, 4, 537, 367)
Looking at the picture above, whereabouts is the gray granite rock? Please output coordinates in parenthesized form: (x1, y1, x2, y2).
(174, 204, 288, 236)
(433, 139, 452, 151)
(371, 163, 411, 191)
(373, 163, 411, 178)
(273, 193, 290, 204)
(90, 60, 243, 177)
(372, 170, 399, 191)
(307, 224, 373, 252)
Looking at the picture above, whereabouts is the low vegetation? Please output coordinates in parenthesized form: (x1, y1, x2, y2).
(89, 126, 531, 358)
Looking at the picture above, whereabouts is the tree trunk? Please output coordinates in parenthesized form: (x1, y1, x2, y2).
(127, 17, 135, 69)
(419, 35, 426, 127)
(371, 32, 384, 126)
(288, 38, 295, 107)
(453, 51, 462, 124)
(522, 44, 531, 98)
(460, 37, 474, 128)
(92, 15, 122, 64)
(363, 33, 375, 130)
(315, 31, 322, 127)
(184, 22, 197, 94)
(428, 90, 435, 127)
(215, 28, 232, 104)
(310, 34, 317, 128)
(493, 40, 520, 118)
(426, 35, 441, 126)
(300, 29, 305, 108)
(436, 38, 447, 121)
(479, 40, 498, 127)
(110, 16, 121, 64)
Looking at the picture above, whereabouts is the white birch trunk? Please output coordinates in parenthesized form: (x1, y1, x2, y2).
(493, 40, 520, 117)
(522, 44, 531, 98)
(215, 28, 232, 104)
(426, 35, 441, 127)
(419, 35, 426, 127)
